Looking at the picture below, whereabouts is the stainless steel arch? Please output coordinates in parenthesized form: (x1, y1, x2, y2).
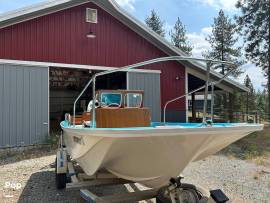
(72, 56, 237, 127)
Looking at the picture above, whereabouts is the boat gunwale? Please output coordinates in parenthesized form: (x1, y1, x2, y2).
(61, 121, 264, 137)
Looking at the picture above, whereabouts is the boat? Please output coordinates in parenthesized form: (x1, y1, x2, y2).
(60, 56, 264, 189)
(61, 90, 263, 188)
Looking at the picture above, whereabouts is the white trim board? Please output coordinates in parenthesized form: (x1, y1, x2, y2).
(0, 59, 161, 74)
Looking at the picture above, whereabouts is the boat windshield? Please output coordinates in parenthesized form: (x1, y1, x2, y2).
(100, 93, 122, 107)
(124, 93, 143, 108)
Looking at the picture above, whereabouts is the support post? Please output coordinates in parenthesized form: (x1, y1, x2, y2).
(92, 77, 96, 128)
(210, 83, 215, 121)
(191, 93, 196, 122)
(242, 92, 245, 122)
(203, 63, 211, 123)
(228, 93, 234, 122)
(246, 92, 249, 122)
(255, 111, 258, 123)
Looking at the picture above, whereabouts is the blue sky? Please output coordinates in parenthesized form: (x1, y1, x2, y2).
(0, 0, 266, 90)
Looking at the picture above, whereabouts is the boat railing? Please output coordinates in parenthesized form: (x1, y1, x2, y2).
(72, 56, 237, 127)
(73, 78, 93, 125)
(163, 61, 238, 124)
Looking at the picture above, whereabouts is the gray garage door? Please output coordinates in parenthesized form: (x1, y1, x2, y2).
(127, 72, 161, 122)
(0, 64, 49, 148)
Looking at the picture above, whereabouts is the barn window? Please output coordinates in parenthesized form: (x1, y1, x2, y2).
(86, 8, 98, 23)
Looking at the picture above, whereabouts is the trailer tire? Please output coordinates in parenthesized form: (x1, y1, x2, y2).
(156, 185, 200, 203)
(55, 158, 67, 189)
(56, 173, 67, 189)
(156, 187, 173, 203)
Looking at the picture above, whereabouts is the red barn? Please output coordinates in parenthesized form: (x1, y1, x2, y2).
(0, 0, 247, 147)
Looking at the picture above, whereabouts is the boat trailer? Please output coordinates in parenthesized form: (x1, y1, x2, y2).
(56, 144, 230, 203)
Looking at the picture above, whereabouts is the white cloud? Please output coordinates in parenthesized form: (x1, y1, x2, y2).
(237, 63, 266, 91)
(196, 0, 238, 11)
(201, 27, 212, 35)
(164, 22, 173, 32)
(164, 22, 174, 39)
(187, 27, 211, 57)
(115, 0, 136, 12)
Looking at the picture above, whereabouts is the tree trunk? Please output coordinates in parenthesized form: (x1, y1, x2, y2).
(221, 44, 225, 75)
(246, 92, 249, 122)
(221, 31, 227, 120)
(267, 17, 270, 121)
(266, 55, 270, 121)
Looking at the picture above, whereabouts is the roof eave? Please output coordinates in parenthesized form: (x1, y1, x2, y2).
(0, 0, 89, 29)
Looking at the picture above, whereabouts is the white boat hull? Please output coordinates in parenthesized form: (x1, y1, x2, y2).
(61, 123, 263, 188)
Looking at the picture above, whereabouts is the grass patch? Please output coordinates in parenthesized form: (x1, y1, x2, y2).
(0, 150, 18, 160)
(222, 125, 270, 162)
(46, 131, 61, 148)
(0, 132, 61, 163)
(0, 145, 56, 164)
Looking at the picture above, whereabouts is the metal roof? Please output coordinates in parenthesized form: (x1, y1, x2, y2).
(0, 0, 249, 92)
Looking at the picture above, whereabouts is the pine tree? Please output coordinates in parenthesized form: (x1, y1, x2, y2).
(256, 88, 269, 121)
(256, 90, 266, 119)
(244, 74, 256, 112)
(233, 91, 244, 112)
(232, 90, 246, 122)
(145, 10, 165, 37)
(170, 17, 193, 55)
(235, 0, 270, 121)
(205, 10, 243, 121)
(204, 9, 243, 77)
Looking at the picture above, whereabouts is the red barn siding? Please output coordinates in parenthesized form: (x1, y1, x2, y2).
(0, 2, 186, 110)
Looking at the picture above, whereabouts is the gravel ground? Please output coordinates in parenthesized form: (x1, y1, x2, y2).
(0, 148, 152, 203)
(0, 148, 269, 203)
(183, 155, 270, 203)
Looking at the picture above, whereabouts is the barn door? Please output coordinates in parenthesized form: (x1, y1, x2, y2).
(127, 72, 161, 122)
(0, 64, 49, 148)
